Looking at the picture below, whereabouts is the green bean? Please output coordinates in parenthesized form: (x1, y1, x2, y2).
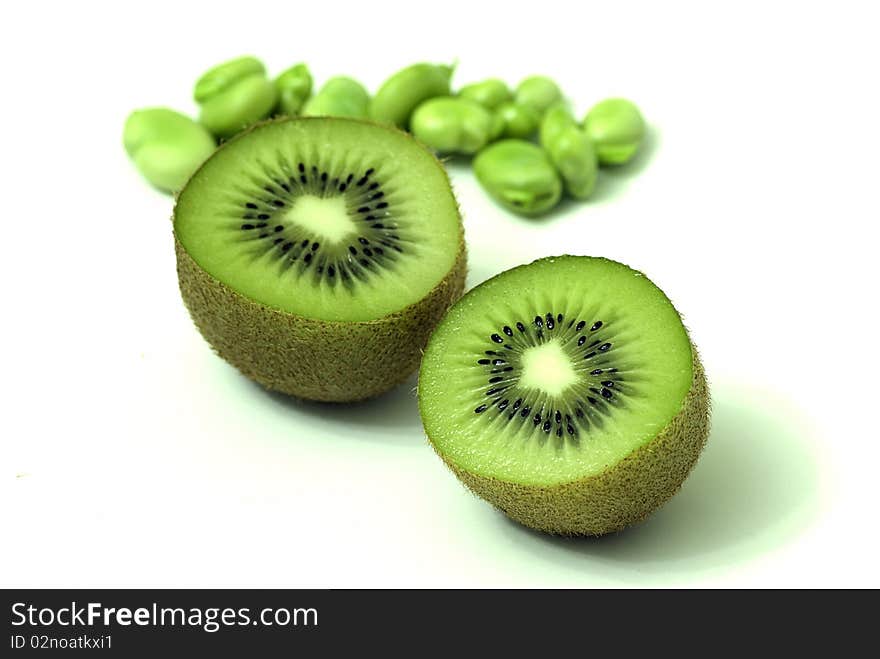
(198, 73, 277, 139)
(369, 62, 454, 127)
(123, 108, 216, 193)
(583, 98, 645, 165)
(301, 76, 370, 118)
(489, 112, 505, 140)
(410, 96, 494, 154)
(543, 128, 598, 200)
(538, 104, 598, 198)
(275, 63, 313, 115)
(194, 56, 276, 139)
(458, 78, 512, 109)
(514, 76, 563, 114)
(492, 102, 541, 139)
(539, 103, 577, 150)
(474, 140, 562, 216)
(193, 56, 265, 103)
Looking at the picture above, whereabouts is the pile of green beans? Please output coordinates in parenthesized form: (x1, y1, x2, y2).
(124, 57, 646, 217)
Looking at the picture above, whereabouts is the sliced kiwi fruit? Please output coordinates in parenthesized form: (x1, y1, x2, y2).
(174, 117, 466, 401)
(418, 256, 710, 535)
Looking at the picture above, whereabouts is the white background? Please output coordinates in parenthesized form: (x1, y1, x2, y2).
(2, 1, 878, 587)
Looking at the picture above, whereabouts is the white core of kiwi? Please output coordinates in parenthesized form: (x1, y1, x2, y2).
(281, 195, 357, 244)
(519, 340, 578, 397)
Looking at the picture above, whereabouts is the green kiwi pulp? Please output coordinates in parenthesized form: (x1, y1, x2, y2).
(419, 256, 710, 535)
(174, 117, 466, 401)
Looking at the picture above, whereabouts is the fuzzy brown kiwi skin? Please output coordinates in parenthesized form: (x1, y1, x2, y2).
(434, 348, 710, 536)
(176, 238, 466, 402)
(173, 115, 467, 402)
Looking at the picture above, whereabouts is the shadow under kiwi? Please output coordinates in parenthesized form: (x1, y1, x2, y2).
(247, 371, 426, 444)
(491, 379, 822, 582)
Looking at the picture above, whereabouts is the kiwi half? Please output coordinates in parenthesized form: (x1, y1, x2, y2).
(418, 256, 710, 535)
(174, 117, 466, 401)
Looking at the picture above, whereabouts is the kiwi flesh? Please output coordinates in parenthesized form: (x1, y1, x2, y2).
(174, 117, 466, 401)
(418, 256, 710, 535)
